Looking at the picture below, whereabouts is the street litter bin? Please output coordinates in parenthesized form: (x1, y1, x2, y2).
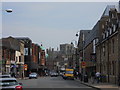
(101, 75, 106, 82)
(84, 74, 88, 82)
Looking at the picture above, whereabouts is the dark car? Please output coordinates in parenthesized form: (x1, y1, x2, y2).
(0, 78, 23, 90)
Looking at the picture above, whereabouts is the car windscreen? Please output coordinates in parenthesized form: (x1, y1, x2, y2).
(30, 73, 37, 76)
(66, 71, 73, 74)
(0, 80, 18, 87)
(0, 76, 10, 78)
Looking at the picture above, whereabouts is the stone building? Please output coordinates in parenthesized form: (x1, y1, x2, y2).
(60, 44, 75, 69)
(96, 5, 120, 84)
(77, 30, 91, 74)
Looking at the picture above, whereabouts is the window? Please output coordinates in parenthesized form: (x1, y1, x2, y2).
(103, 45, 105, 56)
(112, 39, 114, 53)
(112, 14, 114, 18)
(102, 24, 104, 29)
(103, 33, 105, 39)
(110, 28, 112, 35)
(113, 25, 116, 32)
(108, 18, 111, 22)
(106, 30, 108, 37)
(19, 56, 21, 62)
(112, 61, 115, 75)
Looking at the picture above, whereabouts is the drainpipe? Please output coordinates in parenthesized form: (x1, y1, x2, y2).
(117, 1, 120, 84)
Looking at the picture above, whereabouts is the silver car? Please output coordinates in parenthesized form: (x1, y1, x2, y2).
(29, 73, 38, 79)
(0, 74, 11, 78)
(0, 78, 23, 90)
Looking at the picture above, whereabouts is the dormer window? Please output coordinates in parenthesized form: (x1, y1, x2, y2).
(103, 33, 105, 39)
(110, 28, 112, 35)
(108, 18, 111, 22)
(113, 25, 116, 32)
(102, 24, 104, 29)
(112, 14, 114, 18)
(106, 30, 109, 37)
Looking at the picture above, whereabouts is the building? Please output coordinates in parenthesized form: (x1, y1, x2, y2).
(46, 48, 60, 72)
(60, 44, 75, 69)
(15, 39, 25, 78)
(0, 36, 25, 77)
(77, 30, 91, 74)
(31, 43, 40, 72)
(96, 5, 120, 84)
(16, 37, 32, 77)
(38, 45, 46, 76)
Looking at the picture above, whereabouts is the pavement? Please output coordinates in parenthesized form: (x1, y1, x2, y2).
(75, 78, 119, 90)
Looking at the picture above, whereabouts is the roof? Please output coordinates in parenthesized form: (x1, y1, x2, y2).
(0, 78, 16, 81)
(1, 37, 20, 51)
(40, 46, 45, 50)
(84, 21, 99, 47)
(101, 5, 116, 18)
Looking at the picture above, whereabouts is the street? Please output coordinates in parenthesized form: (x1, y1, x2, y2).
(18, 76, 97, 89)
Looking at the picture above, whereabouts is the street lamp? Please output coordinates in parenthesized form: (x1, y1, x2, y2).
(76, 30, 86, 82)
(5, 9, 12, 13)
(76, 31, 80, 37)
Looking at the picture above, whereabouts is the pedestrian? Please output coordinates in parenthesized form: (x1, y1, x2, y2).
(91, 71, 96, 84)
(22, 73, 24, 79)
(11, 73, 16, 78)
(74, 71, 77, 79)
(95, 71, 100, 83)
(78, 72, 81, 80)
(76, 72, 79, 79)
(84, 72, 88, 83)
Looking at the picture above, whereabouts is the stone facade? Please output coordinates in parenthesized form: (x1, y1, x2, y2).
(96, 7, 120, 84)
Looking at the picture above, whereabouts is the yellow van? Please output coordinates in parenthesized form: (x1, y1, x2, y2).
(63, 69, 74, 80)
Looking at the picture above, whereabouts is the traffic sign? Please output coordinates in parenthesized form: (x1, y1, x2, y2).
(24, 64, 28, 70)
(81, 61, 86, 68)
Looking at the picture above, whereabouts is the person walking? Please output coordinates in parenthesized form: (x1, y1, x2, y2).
(95, 72, 100, 83)
(74, 71, 77, 79)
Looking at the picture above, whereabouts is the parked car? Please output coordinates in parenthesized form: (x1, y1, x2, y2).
(29, 72, 38, 79)
(0, 78, 23, 90)
(50, 72, 58, 77)
(0, 74, 11, 78)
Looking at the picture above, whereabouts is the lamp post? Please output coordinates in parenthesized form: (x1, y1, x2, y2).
(5, 9, 12, 13)
(71, 40, 78, 71)
(76, 31, 86, 82)
(0, 8, 12, 74)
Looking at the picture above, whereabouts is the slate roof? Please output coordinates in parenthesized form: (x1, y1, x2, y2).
(84, 21, 99, 47)
(1, 36, 20, 51)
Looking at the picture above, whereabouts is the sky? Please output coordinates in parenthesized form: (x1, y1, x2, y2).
(2, 1, 118, 50)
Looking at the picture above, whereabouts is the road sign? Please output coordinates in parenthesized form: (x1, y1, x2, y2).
(81, 61, 86, 68)
(24, 64, 28, 70)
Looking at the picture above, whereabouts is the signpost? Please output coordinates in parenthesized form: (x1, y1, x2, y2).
(24, 64, 28, 71)
(81, 61, 86, 68)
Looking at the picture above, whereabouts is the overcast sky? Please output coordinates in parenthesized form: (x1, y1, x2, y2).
(2, 2, 118, 50)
